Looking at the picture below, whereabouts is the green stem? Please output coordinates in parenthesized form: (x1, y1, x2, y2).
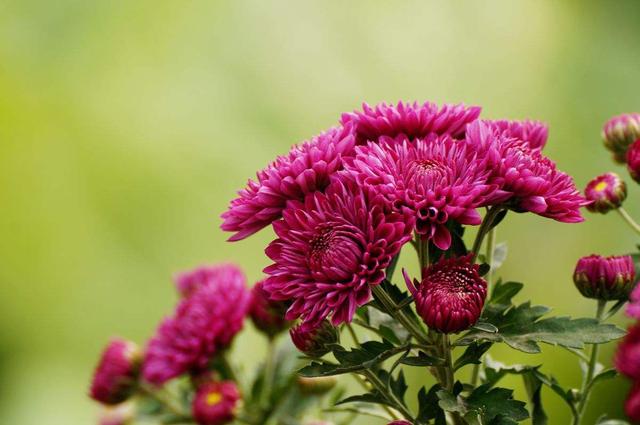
(260, 337, 276, 408)
(139, 382, 189, 419)
(372, 284, 431, 346)
(574, 299, 607, 424)
(363, 369, 415, 422)
(352, 371, 402, 421)
(617, 207, 640, 236)
(470, 207, 505, 263)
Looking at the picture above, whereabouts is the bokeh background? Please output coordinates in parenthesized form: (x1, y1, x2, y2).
(1, 1, 640, 423)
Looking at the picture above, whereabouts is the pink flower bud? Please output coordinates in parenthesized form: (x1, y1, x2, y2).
(89, 339, 141, 405)
(616, 324, 640, 380)
(192, 381, 241, 425)
(249, 280, 290, 337)
(603, 113, 640, 163)
(289, 320, 339, 357)
(627, 139, 640, 184)
(584, 172, 627, 214)
(404, 255, 487, 334)
(573, 254, 635, 301)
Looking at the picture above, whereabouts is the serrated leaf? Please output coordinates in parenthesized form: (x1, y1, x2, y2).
(325, 404, 393, 421)
(454, 342, 493, 371)
(417, 385, 446, 424)
(400, 351, 444, 367)
(586, 368, 618, 393)
(489, 281, 524, 310)
(465, 385, 529, 423)
(473, 322, 499, 333)
(389, 370, 408, 404)
(336, 391, 392, 407)
(522, 371, 548, 425)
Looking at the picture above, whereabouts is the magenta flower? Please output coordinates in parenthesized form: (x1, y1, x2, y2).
(221, 125, 355, 241)
(142, 264, 250, 385)
(175, 264, 246, 298)
(584, 172, 627, 214)
(573, 254, 635, 301)
(345, 134, 507, 250)
(340, 101, 481, 145)
(263, 176, 413, 325)
(627, 284, 640, 319)
(603, 113, 640, 163)
(467, 120, 587, 223)
(289, 320, 340, 357)
(626, 383, 640, 423)
(192, 381, 240, 425)
(249, 280, 290, 337)
(627, 139, 640, 184)
(616, 324, 640, 380)
(404, 255, 487, 334)
(89, 339, 141, 405)
(487, 119, 548, 151)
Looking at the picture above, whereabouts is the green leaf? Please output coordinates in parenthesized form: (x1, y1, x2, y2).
(522, 371, 548, 425)
(325, 404, 393, 421)
(400, 351, 444, 367)
(417, 385, 446, 424)
(456, 301, 626, 354)
(596, 415, 631, 425)
(386, 253, 400, 281)
(586, 368, 617, 393)
(336, 392, 392, 407)
(465, 385, 529, 423)
(489, 281, 524, 310)
(454, 342, 492, 371)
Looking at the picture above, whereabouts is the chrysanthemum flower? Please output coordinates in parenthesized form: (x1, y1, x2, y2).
(344, 135, 507, 249)
(89, 339, 141, 405)
(616, 324, 640, 380)
(249, 280, 290, 337)
(289, 320, 340, 357)
(192, 381, 240, 425)
(584, 172, 627, 214)
(603, 113, 640, 163)
(487, 119, 548, 151)
(467, 121, 587, 223)
(175, 264, 246, 298)
(627, 284, 640, 319)
(573, 254, 635, 301)
(221, 125, 355, 241)
(264, 176, 413, 325)
(627, 139, 640, 184)
(403, 255, 487, 334)
(142, 264, 250, 385)
(340, 101, 481, 145)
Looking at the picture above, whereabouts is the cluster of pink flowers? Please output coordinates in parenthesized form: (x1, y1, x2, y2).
(222, 101, 586, 330)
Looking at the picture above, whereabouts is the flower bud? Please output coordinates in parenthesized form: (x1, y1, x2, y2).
(627, 139, 640, 184)
(627, 284, 640, 319)
(404, 255, 487, 334)
(289, 320, 339, 358)
(603, 113, 640, 163)
(615, 324, 640, 380)
(584, 172, 627, 214)
(99, 403, 134, 425)
(192, 381, 241, 425)
(296, 376, 337, 395)
(573, 254, 635, 301)
(249, 280, 290, 337)
(90, 339, 141, 405)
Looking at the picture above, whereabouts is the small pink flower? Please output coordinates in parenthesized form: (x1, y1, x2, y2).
(89, 339, 141, 405)
(573, 254, 635, 301)
(264, 176, 414, 326)
(341, 101, 481, 145)
(584, 172, 627, 214)
(616, 324, 640, 380)
(192, 381, 241, 425)
(603, 113, 640, 163)
(249, 280, 290, 337)
(142, 264, 250, 385)
(404, 255, 487, 334)
(221, 126, 355, 241)
(289, 320, 340, 358)
(627, 139, 640, 184)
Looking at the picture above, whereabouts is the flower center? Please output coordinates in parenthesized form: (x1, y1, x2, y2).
(308, 224, 364, 281)
(206, 391, 222, 406)
(594, 181, 608, 192)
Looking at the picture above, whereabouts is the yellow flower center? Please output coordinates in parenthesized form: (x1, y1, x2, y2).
(594, 181, 608, 192)
(206, 391, 222, 406)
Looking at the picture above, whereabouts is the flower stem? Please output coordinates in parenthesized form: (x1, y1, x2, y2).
(616, 207, 640, 236)
(573, 299, 607, 425)
(372, 284, 431, 346)
(260, 337, 276, 408)
(471, 207, 505, 263)
(139, 382, 189, 419)
(362, 369, 415, 422)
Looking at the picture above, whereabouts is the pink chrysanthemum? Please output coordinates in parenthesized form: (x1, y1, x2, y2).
(584, 172, 627, 214)
(175, 264, 246, 298)
(573, 254, 635, 301)
(344, 135, 508, 250)
(249, 280, 290, 337)
(403, 255, 487, 334)
(487, 119, 548, 151)
(627, 139, 640, 184)
(467, 121, 587, 223)
(627, 284, 640, 319)
(263, 176, 414, 326)
(192, 381, 240, 425)
(221, 126, 355, 241)
(340, 101, 481, 145)
(89, 339, 141, 405)
(142, 264, 250, 385)
(616, 324, 640, 380)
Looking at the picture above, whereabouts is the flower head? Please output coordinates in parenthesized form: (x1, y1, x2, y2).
(573, 254, 635, 301)
(616, 324, 640, 380)
(626, 383, 640, 423)
(89, 339, 141, 405)
(603, 113, 640, 163)
(467, 121, 587, 223)
(192, 381, 240, 425)
(263, 176, 413, 325)
(289, 320, 340, 358)
(344, 135, 507, 250)
(584, 172, 627, 214)
(249, 280, 290, 337)
(175, 264, 246, 298)
(627, 284, 640, 319)
(627, 139, 640, 184)
(487, 119, 548, 151)
(142, 264, 250, 385)
(341, 101, 481, 145)
(221, 126, 355, 241)
(404, 255, 487, 334)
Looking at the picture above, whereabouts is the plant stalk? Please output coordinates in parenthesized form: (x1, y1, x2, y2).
(617, 207, 640, 236)
(139, 382, 189, 419)
(470, 207, 505, 263)
(363, 369, 415, 423)
(372, 284, 431, 346)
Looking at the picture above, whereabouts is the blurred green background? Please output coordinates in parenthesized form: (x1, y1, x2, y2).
(1, 0, 640, 423)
